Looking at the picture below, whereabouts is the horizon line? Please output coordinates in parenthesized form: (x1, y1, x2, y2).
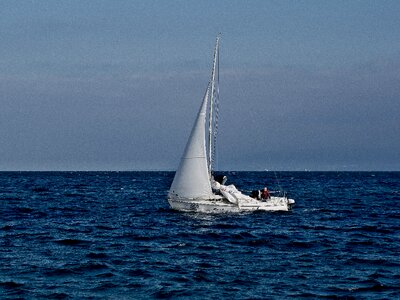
(1, 169, 399, 172)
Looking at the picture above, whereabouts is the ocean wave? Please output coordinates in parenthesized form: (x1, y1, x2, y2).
(1, 171, 399, 299)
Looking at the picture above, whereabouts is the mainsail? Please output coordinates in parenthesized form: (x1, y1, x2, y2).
(208, 36, 220, 177)
(168, 86, 213, 199)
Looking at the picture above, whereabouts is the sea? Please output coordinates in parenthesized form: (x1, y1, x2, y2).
(1, 171, 399, 299)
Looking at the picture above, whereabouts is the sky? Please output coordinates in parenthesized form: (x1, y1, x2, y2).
(1, 0, 399, 171)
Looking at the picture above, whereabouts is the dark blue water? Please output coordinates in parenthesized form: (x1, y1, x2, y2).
(1, 171, 399, 299)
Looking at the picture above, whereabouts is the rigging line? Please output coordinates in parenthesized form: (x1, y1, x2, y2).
(272, 170, 283, 196)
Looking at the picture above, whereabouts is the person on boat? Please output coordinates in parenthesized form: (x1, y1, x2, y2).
(250, 190, 261, 200)
(261, 187, 271, 200)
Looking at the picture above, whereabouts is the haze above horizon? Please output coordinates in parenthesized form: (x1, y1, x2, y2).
(1, 1, 399, 171)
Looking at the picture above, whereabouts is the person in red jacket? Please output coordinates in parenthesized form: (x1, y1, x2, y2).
(261, 187, 271, 200)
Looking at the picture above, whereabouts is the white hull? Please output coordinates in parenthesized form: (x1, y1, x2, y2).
(168, 196, 294, 213)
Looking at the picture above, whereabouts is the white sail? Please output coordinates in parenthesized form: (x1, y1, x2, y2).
(168, 87, 213, 199)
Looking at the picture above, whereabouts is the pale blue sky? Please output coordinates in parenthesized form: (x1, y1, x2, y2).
(1, 0, 399, 170)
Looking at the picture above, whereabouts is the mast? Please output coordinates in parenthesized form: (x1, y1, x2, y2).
(208, 35, 220, 178)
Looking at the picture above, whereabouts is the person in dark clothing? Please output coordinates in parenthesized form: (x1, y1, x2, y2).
(250, 190, 261, 200)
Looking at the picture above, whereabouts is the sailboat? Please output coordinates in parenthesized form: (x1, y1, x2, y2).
(168, 36, 295, 213)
